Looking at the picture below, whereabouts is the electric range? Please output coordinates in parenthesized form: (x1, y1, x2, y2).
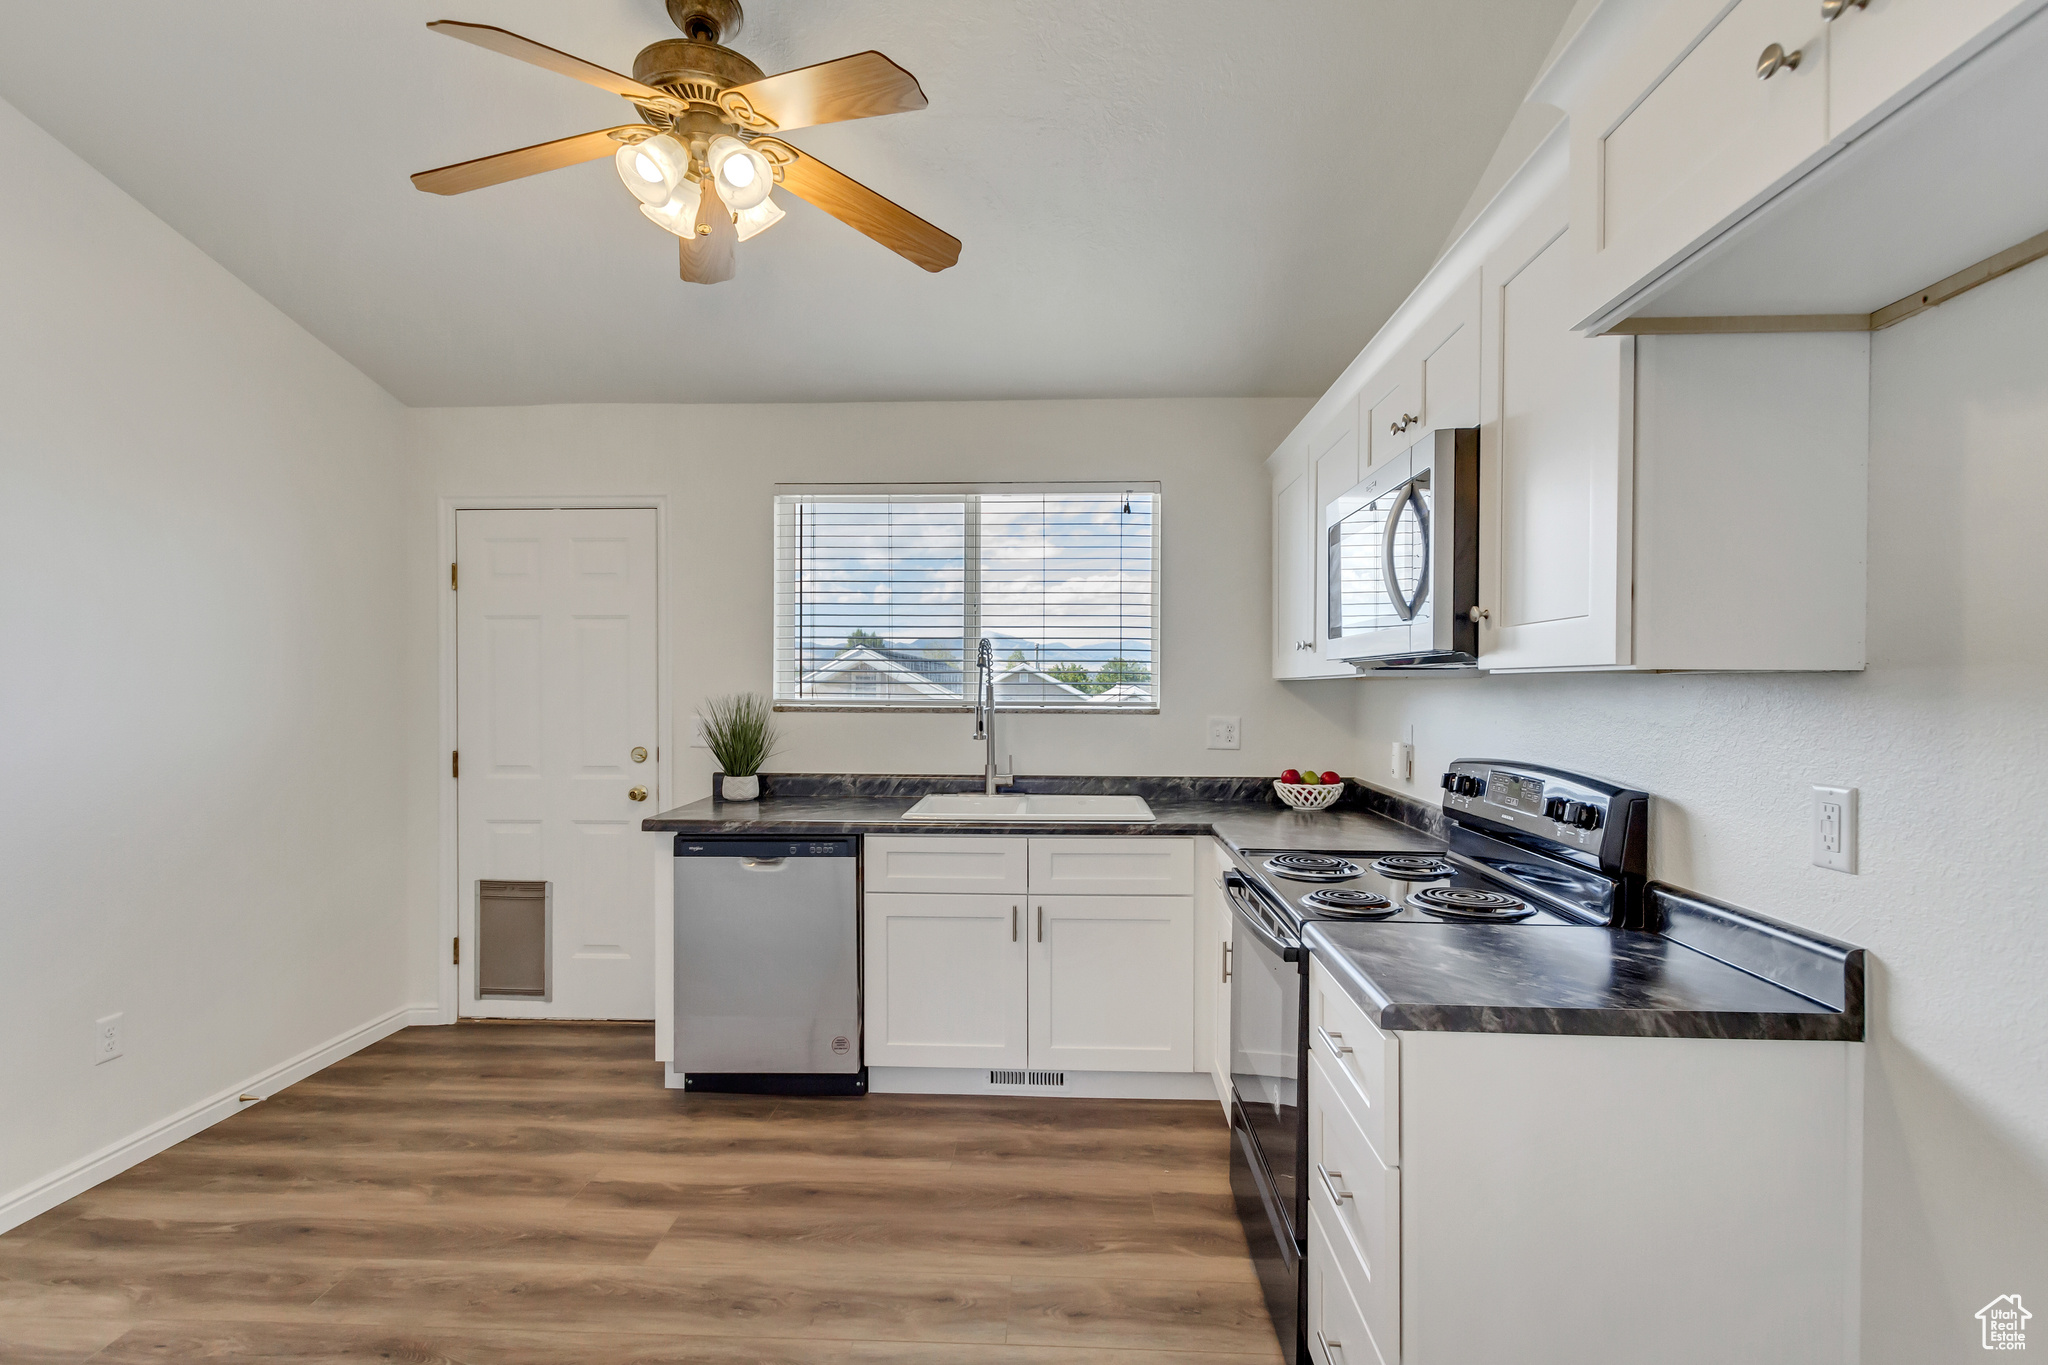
(1226, 759, 1649, 1365)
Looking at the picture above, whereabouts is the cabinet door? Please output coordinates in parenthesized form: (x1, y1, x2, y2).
(1027, 895, 1194, 1072)
(1477, 185, 1634, 671)
(864, 892, 1025, 1067)
(1197, 841, 1235, 1110)
(1418, 275, 1481, 433)
(1363, 364, 1421, 469)
(1573, 0, 1829, 321)
(1272, 451, 1322, 678)
(1829, 0, 2036, 134)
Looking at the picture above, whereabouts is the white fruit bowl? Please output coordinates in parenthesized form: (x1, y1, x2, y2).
(1274, 780, 1343, 811)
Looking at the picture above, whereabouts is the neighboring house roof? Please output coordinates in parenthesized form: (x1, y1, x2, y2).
(993, 662, 1089, 703)
(1092, 682, 1153, 703)
(796, 645, 959, 698)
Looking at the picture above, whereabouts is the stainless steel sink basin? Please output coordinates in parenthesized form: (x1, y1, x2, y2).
(900, 793, 1156, 823)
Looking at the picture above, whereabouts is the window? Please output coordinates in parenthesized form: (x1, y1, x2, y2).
(775, 483, 1160, 710)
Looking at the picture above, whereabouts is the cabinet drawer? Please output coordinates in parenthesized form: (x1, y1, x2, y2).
(1311, 1049, 1401, 1347)
(1308, 1197, 1393, 1365)
(865, 836, 1027, 894)
(1027, 837, 1192, 895)
(1309, 958, 1399, 1167)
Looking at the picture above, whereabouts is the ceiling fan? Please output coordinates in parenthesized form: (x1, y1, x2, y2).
(410, 0, 960, 284)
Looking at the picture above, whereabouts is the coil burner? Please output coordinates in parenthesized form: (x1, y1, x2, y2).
(1262, 853, 1363, 883)
(1409, 886, 1535, 921)
(1299, 888, 1396, 918)
(1370, 856, 1456, 881)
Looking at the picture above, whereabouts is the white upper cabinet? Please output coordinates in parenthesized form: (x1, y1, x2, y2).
(1272, 442, 1351, 679)
(1473, 156, 1867, 673)
(1829, 0, 2038, 135)
(1417, 276, 1481, 433)
(1480, 189, 1635, 671)
(1573, 0, 1830, 325)
(1558, 0, 2048, 327)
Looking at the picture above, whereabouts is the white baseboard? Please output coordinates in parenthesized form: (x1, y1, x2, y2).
(869, 1066, 1217, 1100)
(0, 1001, 437, 1234)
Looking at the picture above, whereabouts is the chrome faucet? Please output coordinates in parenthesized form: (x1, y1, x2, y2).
(971, 637, 1013, 794)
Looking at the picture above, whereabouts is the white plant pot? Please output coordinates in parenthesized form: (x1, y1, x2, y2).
(721, 774, 760, 801)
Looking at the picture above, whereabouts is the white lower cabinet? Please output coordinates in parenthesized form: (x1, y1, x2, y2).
(1027, 895, 1193, 1072)
(864, 836, 1199, 1078)
(863, 892, 1026, 1068)
(1306, 958, 1862, 1365)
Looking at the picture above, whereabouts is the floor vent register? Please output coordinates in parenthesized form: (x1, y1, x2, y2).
(989, 1070, 1066, 1087)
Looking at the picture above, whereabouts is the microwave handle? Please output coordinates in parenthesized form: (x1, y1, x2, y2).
(1380, 478, 1431, 623)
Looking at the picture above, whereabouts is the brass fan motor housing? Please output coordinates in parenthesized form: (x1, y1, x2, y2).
(632, 38, 765, 98)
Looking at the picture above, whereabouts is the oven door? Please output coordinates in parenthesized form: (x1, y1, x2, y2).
(1324, 445, 1424, 662)
(1227, 872, 1304, 1233)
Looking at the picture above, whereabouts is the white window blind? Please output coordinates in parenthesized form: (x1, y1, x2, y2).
(774, 484, 1160, 710)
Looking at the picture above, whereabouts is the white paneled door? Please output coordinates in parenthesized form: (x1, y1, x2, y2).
(456, 508, 660, 1019)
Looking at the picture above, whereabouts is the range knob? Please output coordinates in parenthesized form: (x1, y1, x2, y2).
(1543, 796, 1570, 821)
(1441, 771, 1458, 792)
(1572, 803, 1603, 831)
(1457, 774, 1484, 797)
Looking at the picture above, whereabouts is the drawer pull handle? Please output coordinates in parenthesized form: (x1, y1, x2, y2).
(1821, 0, 1868, 18)
(1756, 42, 1802, 80)
(1317, 1330, 1346, 1360)
(1316, 1025, 1354, 1056)
(1317, 1162, 1355, 1205)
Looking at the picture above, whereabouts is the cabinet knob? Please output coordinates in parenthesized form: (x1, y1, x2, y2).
(1821, 0, 1868, 18)
(1467, 605, 1490, 624)
(1388, 413, 1420, 435)
(1756, 42, 1803, 79)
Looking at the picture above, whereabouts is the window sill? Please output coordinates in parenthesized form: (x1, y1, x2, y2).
(772, 703, 1161, 716)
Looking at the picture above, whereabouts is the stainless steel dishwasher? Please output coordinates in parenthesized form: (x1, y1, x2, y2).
(672, 836, 863, 1094)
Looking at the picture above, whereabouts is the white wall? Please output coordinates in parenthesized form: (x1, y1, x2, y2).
(0, 96, 413, 1224)
(401, 397, 1354, 999)
(1342, 259, 2048, 1363)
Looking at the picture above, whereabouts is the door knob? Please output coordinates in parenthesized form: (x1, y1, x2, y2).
(1756, 43, 1802, 79)
(628, 786, 648, 802)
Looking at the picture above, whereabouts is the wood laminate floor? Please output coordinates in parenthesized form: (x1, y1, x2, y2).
(0, 1023, 1281, 1363)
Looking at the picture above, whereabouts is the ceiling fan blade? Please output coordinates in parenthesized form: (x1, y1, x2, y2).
(719, 51, 926, 133)
(679, 178, 738, 284)
(427, 21, 668, 101)
(411, 126, 650, 195)
(759, 142, 960, 272)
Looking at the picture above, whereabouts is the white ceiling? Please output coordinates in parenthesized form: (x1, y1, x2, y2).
(0, 1, 1574, 406)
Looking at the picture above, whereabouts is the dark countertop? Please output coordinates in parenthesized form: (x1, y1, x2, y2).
(642, 793, 1442, 858)
(1303, 920, 1860, 1041)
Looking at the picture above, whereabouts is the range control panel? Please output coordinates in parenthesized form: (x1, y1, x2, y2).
(1440, 760, 1647, 868)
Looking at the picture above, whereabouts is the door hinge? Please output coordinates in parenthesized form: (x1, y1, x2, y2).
(452, 750, 459, 779)
(450, 562, 458, 590)
(452, 936, 460, 965)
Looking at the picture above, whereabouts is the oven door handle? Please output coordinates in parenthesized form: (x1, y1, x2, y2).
(1227, 880, 1300, 962)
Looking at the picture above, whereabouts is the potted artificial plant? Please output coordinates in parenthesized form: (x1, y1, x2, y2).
(701, 692, 778, 801)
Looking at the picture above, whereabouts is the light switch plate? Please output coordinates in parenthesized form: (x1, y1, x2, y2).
(1812, 785, 1857, 873)
(95, 1012, 122, 1065)
(1207, 716, 1241, 750)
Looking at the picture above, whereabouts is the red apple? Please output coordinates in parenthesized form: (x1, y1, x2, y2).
(1320, 771, 1341, 784)
(1280, 769, 1302, 784)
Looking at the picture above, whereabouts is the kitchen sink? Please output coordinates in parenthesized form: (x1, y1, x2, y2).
(900, 793, 1156, 823)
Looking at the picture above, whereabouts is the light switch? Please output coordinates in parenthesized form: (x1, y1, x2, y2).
(1390, 740, 1413, 781)
(1812, 785, 1857, 873)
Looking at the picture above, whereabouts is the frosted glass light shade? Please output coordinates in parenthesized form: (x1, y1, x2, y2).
(707, 135, 772, 211)
(733, 193, 784, 242)
(639, 177, 705, 236)
(616, 134, 689, 207)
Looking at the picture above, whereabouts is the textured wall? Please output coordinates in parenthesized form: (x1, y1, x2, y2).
(1338, 258, 2048, 1362)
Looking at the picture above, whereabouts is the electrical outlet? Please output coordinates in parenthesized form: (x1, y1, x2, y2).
(1390, 740, 1413, 781)
(1206, 716, 1241, 750)
(689, 716, 709, 749)
(94, 1013, 122, 1065)
(1812, 785, 1858, 873)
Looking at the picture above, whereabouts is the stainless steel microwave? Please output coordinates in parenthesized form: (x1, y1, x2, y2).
(1324, 426, 1479, 668)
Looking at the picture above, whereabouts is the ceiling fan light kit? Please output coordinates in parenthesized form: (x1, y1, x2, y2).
(409, 2, 960, 284)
